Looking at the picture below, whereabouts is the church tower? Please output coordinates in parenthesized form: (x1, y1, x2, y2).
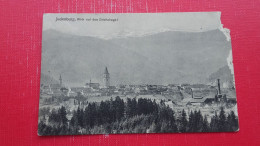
(103, 67, 110, 88)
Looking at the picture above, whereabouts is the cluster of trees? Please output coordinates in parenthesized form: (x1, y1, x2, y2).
(38, 96, 238, 135)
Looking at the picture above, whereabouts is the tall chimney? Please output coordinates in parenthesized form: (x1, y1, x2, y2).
(59, 74, 62, 86)
(217, 79, 221, 95)
(191, 88, 193, 98)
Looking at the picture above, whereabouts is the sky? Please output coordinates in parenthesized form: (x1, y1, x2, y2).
(43, 12, 223, 39)
(41, 12, 234, 87)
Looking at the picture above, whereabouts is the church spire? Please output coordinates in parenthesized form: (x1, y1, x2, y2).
(104, 67, 109, 74)
(103, 67, 110, 88)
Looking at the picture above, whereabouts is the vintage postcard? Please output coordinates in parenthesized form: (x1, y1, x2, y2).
(38, 12, 239, 135)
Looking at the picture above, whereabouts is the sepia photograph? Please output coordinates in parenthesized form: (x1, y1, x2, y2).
(38, 12, 239, 136)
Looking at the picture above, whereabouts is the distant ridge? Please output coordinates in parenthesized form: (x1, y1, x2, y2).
(41, 29, 231, 87)
(208, 65, 233, 86)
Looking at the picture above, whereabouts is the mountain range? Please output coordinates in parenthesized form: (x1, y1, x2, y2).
(41, 29, 232, 87)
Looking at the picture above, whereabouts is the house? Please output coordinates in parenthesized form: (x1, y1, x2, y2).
(134, 87, 147, 95)
(71, 87, 85, 93)
(145, 85, 157, 91)
(48, 84, 62, 96)
(67, 89, 77, 97)
(167, 84, 179, 90)
(114, 88, 124, 95)
(85, 82, 100, 89)
(180, 83, 190, 89)
(85, 92, 102, 97)
(50, 84, 62, 91)
(116, 84, 126, 89)
(182, 92, 216, 106)
(189, 98, 209, 106)
(109, 86, 116, 90)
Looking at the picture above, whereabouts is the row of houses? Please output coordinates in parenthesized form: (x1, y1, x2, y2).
(40, 82, 217, 97)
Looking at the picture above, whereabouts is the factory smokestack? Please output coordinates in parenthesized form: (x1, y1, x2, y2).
(217, 79, 221, 95)
(191, 88, 193, 98)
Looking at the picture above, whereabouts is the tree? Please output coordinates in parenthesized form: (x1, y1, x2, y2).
(179, 109, 188, 132)
(109, 98, 116, 122)
(187, 111, 195, 132)
(70, 110, 78, 128)
(218, 107, 227, 131)
(77, 107, 84, 127)
(84, 103, 98, 127)
(194, 110, 203, 132)
(114, 96, 125, 121)
(38, 121, 47, 135)
(158, 105, 177, 132)
(202, 115, 209, 132)
(152, 99, 158, 115)
(227, 110, 239, 131)
(160, 121, 172, 133)
(48, 107, 68, 127)
(126, 98, 133, 118)
(210, 111, 219, 132)
(131, 98, 138, 116)
(58, 106, 68, 126)
(148, 122, 156, 133)
(48, 109, 58, 124)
